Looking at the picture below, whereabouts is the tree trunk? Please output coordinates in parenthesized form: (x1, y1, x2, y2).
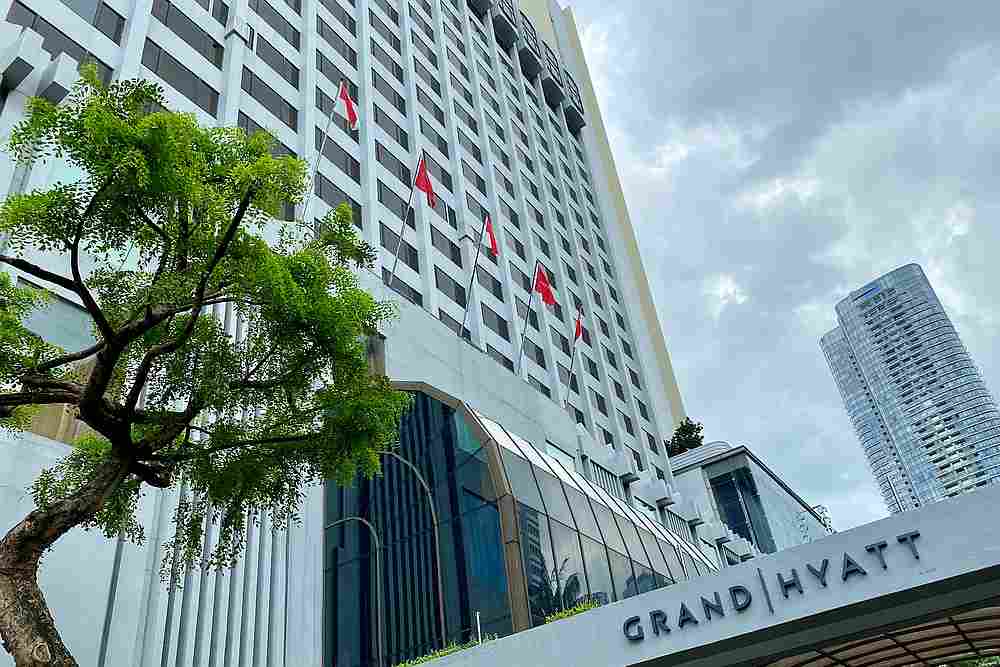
(0, 458, 128, 666)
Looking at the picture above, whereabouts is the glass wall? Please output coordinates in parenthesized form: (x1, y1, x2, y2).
(325, 393, 512, 667)
(706, 453, 829, 554)
(324, 393, 717, 666)
(473, 409, 716, 626)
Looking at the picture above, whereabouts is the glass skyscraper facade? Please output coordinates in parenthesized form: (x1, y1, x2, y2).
(326, 391, 716, 667)
(821, 264, 1000, 514)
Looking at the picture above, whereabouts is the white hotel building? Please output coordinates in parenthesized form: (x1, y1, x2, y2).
(0, 0, 792, 664)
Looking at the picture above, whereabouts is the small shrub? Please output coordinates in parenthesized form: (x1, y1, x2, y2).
(394, 635, 497, 667)
(544, 599, 599, 624)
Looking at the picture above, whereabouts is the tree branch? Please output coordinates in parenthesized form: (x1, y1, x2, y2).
(0, 255, 76, 293)
(70, 182, 114, 340)
(123, 311, 205, 413)
(136, 208, 168, 241)
(128, 460, 173, 488)
(230, 344, 319, 393)
(239, 339, 281, 386)
(197, 188, 255, 301)
(124, 189, 256, 416)
(0, 391, 79, 409)
(21, 375, 83, 396)
(150, 432, 313, 462)
(149, 234, 171, 287)
(33, 341, 106, 374)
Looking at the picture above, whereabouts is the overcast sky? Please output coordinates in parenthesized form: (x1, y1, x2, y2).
(567, 1, 1000, 530)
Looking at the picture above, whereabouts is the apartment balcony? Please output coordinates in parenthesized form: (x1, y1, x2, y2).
(517, 12, 543, 80)
(631, 470, 675, 509)
(671, 497, 704, 528)
(563, 69, 586, 134)
(583, 437, 633, 481)
(493, 0, 518, 50)
(541, 41, 566, 107)
(466, 0, 490, 19)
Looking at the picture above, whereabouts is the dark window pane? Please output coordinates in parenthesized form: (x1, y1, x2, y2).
(144, 39, 219, 115)
(248, 0, 300, 48)
(152, 0, 223, 67)
(518, 503, 557, 627)
(241, 66, 296, 128)
(579, 534, 613, 606)
(549, 518, 587, 609)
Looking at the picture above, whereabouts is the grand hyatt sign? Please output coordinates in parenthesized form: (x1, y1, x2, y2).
(623, 530, 922, 642)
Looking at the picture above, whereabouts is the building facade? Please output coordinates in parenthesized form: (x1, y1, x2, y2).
(670, 442, 833, 563)
(0, 0, 708, 665)
(326, 389, 718, 667)
(821, 264, 1000, 514)
(397, 483, 1000, 667)
(2, 0, 685, 504)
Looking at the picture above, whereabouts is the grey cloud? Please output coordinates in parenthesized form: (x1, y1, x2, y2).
(567, 0, 1000, 529)
(579, 2, 1000, 179)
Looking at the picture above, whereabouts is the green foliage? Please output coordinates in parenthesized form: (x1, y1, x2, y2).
(0, 272, 51, 430)
(544, 599, 599, 624)
(393, 635, 497, 667)
(0, 74, 410, 575)
(667, 417, 705, 457)
(953, 658, 1000, 666)
(32, 433, 145, 544)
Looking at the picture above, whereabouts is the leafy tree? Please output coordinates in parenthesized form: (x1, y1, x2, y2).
(953, 658, 1000, 666)
(0, 72, 409, 665)
(667, 417, 705, 457)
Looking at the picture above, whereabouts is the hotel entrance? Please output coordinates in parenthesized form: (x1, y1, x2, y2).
(426, 485, 1000, 667)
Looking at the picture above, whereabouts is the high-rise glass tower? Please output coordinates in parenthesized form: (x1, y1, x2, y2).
(821, 264, 1000, 514)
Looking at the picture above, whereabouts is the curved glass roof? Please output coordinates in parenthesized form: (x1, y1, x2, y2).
(470, 408, 717, 574)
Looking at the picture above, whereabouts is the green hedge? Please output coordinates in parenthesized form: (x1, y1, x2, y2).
(544, 599, 599, 624)
(393, 635, 496, 667)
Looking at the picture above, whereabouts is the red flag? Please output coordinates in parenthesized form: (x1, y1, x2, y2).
(414, 156, 437, 208)
(574, 307, 583, 341)
(533, 265, 557, 306)
(484, 215, 498, 257)
(338, 80, 358, 130)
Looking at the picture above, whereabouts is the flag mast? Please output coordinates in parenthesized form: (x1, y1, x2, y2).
(516, 259, 541, 372)
(564, 306, 583, 408)
(303, 80, 355, 228)
(459, 215, 491, 338)
(388, 150, 425, 288)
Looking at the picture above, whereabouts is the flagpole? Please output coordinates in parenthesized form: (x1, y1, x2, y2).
(459, 215, 490, 339)
(388, 150, 423, 289)
(564, 307, 583, 408)
(564, 342, 579, 409)
(302, 81, 343, 229)
(516, 260, 540, 373)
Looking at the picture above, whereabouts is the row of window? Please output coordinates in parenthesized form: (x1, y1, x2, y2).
(36, 0, 658, 461)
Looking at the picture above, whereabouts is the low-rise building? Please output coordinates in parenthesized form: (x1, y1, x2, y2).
(670, 441, 834, 564)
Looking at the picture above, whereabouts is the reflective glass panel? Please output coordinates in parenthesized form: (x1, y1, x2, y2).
(606, 547, 633, 601)
(579, 534, 613, 605)
(518, 502, 558, 627)
(560, 481, 603, 542)
(549, 518, 587, 609)
(498, 449, 545, 512)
